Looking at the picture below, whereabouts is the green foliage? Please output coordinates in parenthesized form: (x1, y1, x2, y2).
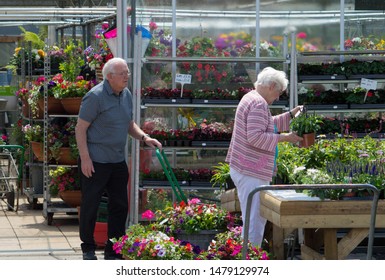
(290, 111, 323, 136)
(154, 198, 229, 234)
(48, 166, 80, 196)
(276, 136, 385, 199)
(111, 224, 196, 260)
(60, 40, 85, 82)
(19, 26, 45, 49)
(210, 162, 230, 190)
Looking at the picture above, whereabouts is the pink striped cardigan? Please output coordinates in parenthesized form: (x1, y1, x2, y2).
(225, 90, 291, 181)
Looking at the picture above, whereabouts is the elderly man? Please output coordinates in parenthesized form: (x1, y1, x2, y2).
(76, 57, 162, 260)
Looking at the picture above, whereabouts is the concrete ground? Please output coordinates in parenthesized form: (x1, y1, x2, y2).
(0, 195, 104, 260)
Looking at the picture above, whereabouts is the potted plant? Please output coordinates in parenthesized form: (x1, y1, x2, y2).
(49, 166, 81, 207)
(153, 198, 230, 249)
(27, 76, 65, 117)
(52, 74, 96, 114)
(22, 123, 45, 161)
(196, 226, 270, 260)
(47, 119, 78, 165)
(290, 110, 323, 147)
(111, 223, 196, 260)
(84, 38, 114, 71)
(210, 161, 235, 190)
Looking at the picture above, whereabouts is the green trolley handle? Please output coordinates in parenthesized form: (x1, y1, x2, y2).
(155, 148, 187, 203)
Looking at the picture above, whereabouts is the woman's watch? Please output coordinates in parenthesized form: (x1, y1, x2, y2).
(141, 134, 150, 141)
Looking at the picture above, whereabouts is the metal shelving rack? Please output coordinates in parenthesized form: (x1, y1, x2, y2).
(41, 50, 78, 225)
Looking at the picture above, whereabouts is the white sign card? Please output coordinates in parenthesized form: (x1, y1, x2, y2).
(361, 78, 377, 103)
(175, 74, 192, 98)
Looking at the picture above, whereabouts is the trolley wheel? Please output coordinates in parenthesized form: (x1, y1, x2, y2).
(27, 196, 39, 210)
(47, 213, 54, 225)
(6, 189, 15, 211)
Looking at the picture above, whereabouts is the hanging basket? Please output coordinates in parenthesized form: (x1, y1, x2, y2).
(175, 230, 222, 250)
(56, 147, 77, 165)
(60, 97, 82, 115)
(37, 97, 65, 115)
(59, 190, 82, 207)
(30, 141, 45, 162)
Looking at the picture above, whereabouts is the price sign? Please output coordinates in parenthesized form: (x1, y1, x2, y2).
(360, 78, 377, 91)
(175, 74, 192, 98)
(175, 74, 192, 84)
(361, 78, 377, 103)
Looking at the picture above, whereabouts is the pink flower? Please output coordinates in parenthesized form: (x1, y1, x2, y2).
(188, 198, 201, 205)
(296, 32, 307, 39)
(149, 21, 158, 31)
(141, 210, 155, 220)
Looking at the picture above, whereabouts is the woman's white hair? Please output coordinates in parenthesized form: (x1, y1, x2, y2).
(102, 57, 128, 78)
(254, 67, 288, 91)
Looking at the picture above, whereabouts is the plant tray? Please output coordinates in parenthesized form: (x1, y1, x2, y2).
(191, 141, 230, 147)
(349, 74, 385, 80)
(141, 180, 189, 187)
(189, 181, 213, 188)
(305, 104, 349, 110)
(142, 98, 192, 104)
(349, 104, 385, 109)
(298, 75, 346, 81)
(191, 99, 239, 105)
(272, 100, 289, 106)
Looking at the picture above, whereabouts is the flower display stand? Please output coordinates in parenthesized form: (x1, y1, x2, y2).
(260, 190, 385, 260)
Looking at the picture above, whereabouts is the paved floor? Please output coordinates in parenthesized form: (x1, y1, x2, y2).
(0, 195, 104, 260)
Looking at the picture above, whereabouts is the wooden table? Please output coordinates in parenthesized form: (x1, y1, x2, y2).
(259, 190, 385, 260)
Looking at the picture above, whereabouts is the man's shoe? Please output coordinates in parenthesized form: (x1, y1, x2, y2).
(83, 251, 97, 260)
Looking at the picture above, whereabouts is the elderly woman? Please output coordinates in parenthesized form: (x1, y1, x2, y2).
(226, 66, 303, 246)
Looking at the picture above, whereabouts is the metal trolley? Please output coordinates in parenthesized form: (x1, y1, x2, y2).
(0, 145, 25, 212)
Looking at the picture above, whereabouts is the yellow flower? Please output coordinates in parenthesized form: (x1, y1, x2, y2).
(375, 39, 385, 50)
(37, 49, 45, 58)
(14, 47, 22, 55)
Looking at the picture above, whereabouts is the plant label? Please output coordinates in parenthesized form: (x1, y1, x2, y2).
(175, 74, 192, 84)
(176, 74, 192, 98)
(360, 78, 377, 91)
(361, 78, 377, 103)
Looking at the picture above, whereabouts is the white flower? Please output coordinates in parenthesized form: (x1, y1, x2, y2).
(157, 249, 166, 257)
(154, 244, 163, 250)
(298, 87, 308, 95)
(260, 41, 270, 50)
(293, 166, 306, 174)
